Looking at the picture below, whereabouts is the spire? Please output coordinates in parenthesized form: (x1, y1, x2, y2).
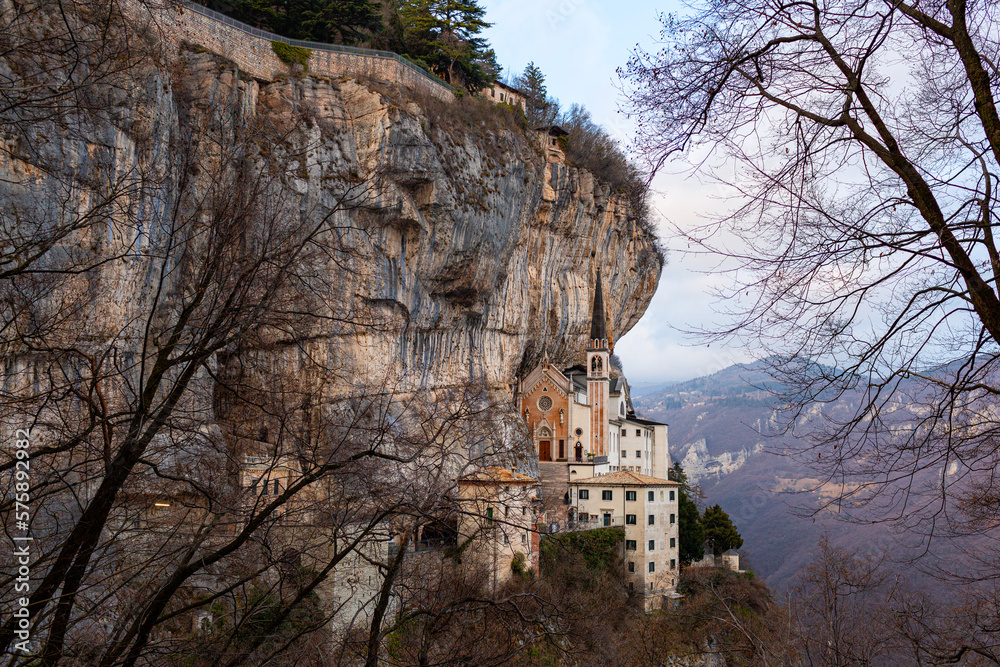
(590, 268, 608, 343)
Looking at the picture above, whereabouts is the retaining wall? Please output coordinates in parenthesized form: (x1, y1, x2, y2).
(135, 1, 456, 101)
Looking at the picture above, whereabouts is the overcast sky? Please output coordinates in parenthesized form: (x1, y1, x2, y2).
(481, 0, 753, 384)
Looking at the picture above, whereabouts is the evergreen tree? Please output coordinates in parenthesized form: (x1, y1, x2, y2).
(669, 462, 705, 565)
(399, 0, 493, 89)
(205, 0, 382, 45)
(516, 62, 557, 126)
(702, 504, 744, 556)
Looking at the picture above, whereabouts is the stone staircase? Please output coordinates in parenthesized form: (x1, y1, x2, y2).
(536, 461, 571, 524)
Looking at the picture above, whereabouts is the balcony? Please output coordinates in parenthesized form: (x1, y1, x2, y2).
(572, 455, 608, 464)
(539, 515, 626, 534)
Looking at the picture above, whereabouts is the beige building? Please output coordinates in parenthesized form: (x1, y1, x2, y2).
(456, 467, 541, 590)
(570, 471, 681, 611)
(481, 81, 527, 110)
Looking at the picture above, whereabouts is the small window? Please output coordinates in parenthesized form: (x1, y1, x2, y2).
(648, 514, 655, 525)
(636, 450, 642, 458)
(636, 429, 641, 437)
(670, 538, 676, 548)
(671, 559, 677, 569)
(626, 491, 636, 501)
(502, 534, 508, 545)
(621, 428, 627, 436)
(521, 533, 527, 545)
(622, 450, 627, 457)
(648, 491, 654, 501)
(648, 540, 655, 551)
(626, 540, 637, 550)
(626, 514, 636, 525)
(602, 490, 613, 501)
(670, 514, 676, 525)
(579, 489, 589, 500)
(261, 479, 268, 496)
(670, 490, 675, 501)
(487, 507, 494, 524)
(649, 562, 655, 573)
(628, 561, 635, 572)
(273, 479, 280, 495)
(250, 478, 258, 494)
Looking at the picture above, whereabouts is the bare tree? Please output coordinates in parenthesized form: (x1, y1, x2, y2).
(625, 0, 1000, 572)
(0, 6, 542, 662)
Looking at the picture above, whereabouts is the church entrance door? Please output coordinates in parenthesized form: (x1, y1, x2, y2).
(539, 440, 551, 461)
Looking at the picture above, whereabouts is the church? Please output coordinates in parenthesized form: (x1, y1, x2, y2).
(516, 270, 670, 484)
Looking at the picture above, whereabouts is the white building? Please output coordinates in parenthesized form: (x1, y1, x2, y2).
(569, 471, 681, 611)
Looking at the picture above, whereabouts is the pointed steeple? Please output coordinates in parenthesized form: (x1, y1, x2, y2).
(589, 268, 608, 344)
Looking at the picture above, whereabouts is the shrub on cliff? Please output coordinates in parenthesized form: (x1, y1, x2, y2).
(270, 40, 310, 70)
(558, 105, 663, 265)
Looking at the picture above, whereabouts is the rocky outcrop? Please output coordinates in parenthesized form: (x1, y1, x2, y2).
(2, 14, 661, 420)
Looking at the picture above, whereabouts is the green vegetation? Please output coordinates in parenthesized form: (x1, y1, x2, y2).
(517, 61, 557, 126)
(210, 0, 383, 45)
(270, 40, 311, 70)
(396, 0, 496, 90)
(669, 462, 705, 564)
(702, 503, 743, 556)
(540, 526, 624, 574)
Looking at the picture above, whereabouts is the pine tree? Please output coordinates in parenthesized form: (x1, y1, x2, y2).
(669, 462, 705, 565)
(702, 504, 744, 556)
(516, 62, 556, 126)
(399, 0, 493, 89)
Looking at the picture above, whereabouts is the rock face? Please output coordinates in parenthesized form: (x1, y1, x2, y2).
(2, 22, 661, 408)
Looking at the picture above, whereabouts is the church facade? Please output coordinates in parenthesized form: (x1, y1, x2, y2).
(516, 271, 670, 481)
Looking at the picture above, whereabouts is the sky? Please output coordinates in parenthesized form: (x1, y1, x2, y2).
(481, 0, 753, 384)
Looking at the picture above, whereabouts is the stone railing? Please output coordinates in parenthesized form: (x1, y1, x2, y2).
(153, 1, 455, 101)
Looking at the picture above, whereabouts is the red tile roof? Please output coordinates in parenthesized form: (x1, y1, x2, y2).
(458, 466, 537, 484)
(571, 470, 679, 486)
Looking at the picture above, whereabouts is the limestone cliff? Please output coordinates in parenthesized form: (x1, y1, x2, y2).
(1, 10, 661, 405)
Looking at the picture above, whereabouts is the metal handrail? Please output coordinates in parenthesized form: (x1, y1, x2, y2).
(182, 2, 455, 93)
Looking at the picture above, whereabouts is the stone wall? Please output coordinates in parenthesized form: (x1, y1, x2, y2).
(133, 1, 455, 101)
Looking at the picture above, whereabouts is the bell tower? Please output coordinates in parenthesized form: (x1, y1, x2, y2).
(587, 269, 610, 457)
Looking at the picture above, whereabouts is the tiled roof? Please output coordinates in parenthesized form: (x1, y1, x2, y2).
(571, 471, 679, 486)
(458, 466, 537, 484)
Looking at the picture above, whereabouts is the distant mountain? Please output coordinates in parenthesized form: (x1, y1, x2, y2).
(627, 382, 674, 398)
(632, 361, 948, 592)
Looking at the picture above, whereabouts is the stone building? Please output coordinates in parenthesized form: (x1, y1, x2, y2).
(481, 80, 527, 110)
(691, 546, 744, 572)
(456, 467, 541, 591)
(569, 471, 681, 611)
(535, 125, 569, 162)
